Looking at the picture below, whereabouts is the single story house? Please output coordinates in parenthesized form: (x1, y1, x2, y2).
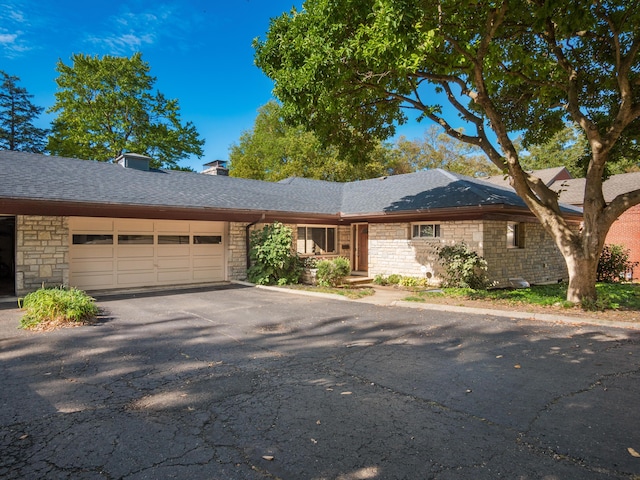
(0, 151, 582, 297)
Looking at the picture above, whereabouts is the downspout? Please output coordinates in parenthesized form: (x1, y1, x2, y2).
(245, 214, 266, 273)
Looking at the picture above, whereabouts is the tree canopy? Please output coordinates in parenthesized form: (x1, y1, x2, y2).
(229, 100, 397, 182)
(255, 0, 640, 302)
(47, 53, 204, 169)
(0, 71, 48, 153)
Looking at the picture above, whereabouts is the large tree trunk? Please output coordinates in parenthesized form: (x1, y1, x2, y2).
(564, 251, 598, 304)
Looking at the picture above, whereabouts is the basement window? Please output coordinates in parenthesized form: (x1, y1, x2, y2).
(412, 223, 441, 239)
(297, 226, 337, 255)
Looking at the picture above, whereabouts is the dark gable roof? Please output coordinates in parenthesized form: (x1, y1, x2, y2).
(0, 151, 581, 219)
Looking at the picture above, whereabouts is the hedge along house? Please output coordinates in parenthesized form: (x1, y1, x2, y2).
(0, 151, 582, 297)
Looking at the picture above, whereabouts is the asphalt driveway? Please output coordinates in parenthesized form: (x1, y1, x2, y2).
(1, 284, 639, 479)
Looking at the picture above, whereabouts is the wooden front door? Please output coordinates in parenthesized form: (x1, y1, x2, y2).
(355, 224, 368, 272)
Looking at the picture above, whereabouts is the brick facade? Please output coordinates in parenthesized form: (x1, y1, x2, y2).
(604, 205, 640, 280)
(16, 215, 69, 296)
(368, 220, 567, 286)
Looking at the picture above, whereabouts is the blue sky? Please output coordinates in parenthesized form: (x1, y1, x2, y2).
(1, 0, 429, 171)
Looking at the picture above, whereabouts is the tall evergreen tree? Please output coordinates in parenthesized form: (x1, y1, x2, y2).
(0, 71, 48, 153)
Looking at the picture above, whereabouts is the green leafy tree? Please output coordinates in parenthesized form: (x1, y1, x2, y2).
(47, 53, 204, 169)
(391, 126, 500, 177)
(255, 0, 640, 303)
(519, 124, 588, 177)
(0, 71, 48, 152)
(229, 101, 392, 181)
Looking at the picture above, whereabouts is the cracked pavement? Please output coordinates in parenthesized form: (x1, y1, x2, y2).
(1, 284, 639, 479)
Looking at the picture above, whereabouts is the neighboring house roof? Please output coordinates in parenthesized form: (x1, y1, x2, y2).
(484, 166, 573, 189)
(0, 151, 581, 222)
(551, 171, 640, 205)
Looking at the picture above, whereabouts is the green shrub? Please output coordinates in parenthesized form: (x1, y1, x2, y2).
(316, 257, 351, 287)
(19, 286, 98, 330)
(437, 243, 488, 289)
(387, 274, 402, 285)
(597, 244, 637, 283)
(248, 222, 303, 285)
(398, 276, 420, 287)
(373, 274, 389, 286)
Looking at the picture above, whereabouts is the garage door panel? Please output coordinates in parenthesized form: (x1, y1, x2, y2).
(157, 246, 190, 257)
(71, 260, 114, 273)
(157, 270, 192, 282)
(71, 246, 114, 259)
(155, 221, 191, 233)
(69, 217, 114, 231)
(117, 272, 157, 285)
(194, 256, 222, 268)
(70, 274, 115, 289)
(118, 246, 155, 258)
(117, 219, 154, 232)
(158, 257, 192, 269)
(117, 258, 155, 271)
(70, 219, 226, 290)
(193, 268, 222, 280)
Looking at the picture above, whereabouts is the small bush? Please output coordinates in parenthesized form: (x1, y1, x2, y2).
(248, 222, 303, 285)
(316, 257, 351, 287)
(398, 276, 420, 287)
(597, 244, 637, 283)
(387, 274, 402, 285)
(373, 274, 389, 286)
(19, 286, 98, 330)
(437, 243, 488, 289)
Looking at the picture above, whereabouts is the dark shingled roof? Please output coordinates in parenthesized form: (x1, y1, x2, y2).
(0, 151, 581, 217)
(552, 172, 640, 205)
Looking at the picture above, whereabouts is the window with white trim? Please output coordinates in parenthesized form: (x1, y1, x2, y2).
(297, 226, 337, 255)
(412, 223, 441, 239)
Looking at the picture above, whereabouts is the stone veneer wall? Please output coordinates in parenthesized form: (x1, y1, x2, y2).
(368, 220, 568, 286)
(483, 221, 567, 286)
(368, 221, 483, 283)
(16, 215, 69, 296)
(227, 222, 249, 281)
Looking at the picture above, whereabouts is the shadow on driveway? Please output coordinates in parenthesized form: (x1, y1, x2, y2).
(1, 285, 639, 479)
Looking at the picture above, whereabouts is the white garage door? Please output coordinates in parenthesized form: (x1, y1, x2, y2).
(69, 217, 225, 290)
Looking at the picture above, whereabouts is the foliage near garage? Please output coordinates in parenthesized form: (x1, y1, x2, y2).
(248, 222, 303, 285)
(19, 286, 98, 330)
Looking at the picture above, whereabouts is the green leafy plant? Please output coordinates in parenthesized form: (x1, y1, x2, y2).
(19, 286, 98, 330)
(316, 257, 351, 287)
(437, 243, 488, 289)
(387, 274, 402, 285)
(398, 276, 420, 287)
(248, 222, 303, 285)
(373, 274, 389, 286)
(597, 244, 637, 283)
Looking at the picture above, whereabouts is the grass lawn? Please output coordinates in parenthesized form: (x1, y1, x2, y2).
(405, 282, 640, 311)
(286, 284, 376, 299)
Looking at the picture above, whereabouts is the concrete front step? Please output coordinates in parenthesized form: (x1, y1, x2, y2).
(344, 276, 374, 285)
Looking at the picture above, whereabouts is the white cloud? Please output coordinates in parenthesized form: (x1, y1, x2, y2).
(0, 1, 32, 57)
(85, 4, 192, 55)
